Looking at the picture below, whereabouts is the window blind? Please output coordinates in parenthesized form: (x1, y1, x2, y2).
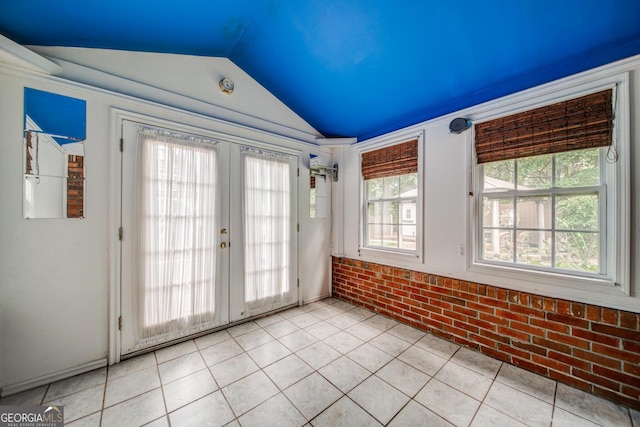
(361, 139, 418, 180)
(475, 89, 613, 164)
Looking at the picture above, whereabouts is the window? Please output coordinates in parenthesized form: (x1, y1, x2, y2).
(362, 139, 419, 254)
(474, 88, 618, 282)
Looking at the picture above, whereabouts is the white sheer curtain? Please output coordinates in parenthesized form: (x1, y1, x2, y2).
(136, 126, 219, 346)
(242, 147, 292, 313)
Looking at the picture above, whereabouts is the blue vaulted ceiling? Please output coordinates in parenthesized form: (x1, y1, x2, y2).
(1, 1, 639, 141)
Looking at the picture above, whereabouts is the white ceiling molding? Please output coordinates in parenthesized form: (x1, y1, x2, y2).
(0, 35, 61, 74)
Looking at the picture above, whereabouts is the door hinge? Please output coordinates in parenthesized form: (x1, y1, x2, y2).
(120, 138, 124, 152)
(118, 316, 122, 330)
(118, 227, 124, 241)
(297, 168, 300, 177)
(297, 278, 300, 288)
(297, 223, 300, 232)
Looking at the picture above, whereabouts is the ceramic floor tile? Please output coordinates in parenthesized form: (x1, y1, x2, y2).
(311, 396, 382, 427)
(44, 368, 107, 402)
(209, 353, 259, 388)
(348, 375, 410, 425)
(386, 323, 427, 344)
(304, 321, 341, 340)
(247, 339, 292, 368)
(398, 345, 448, 376)
(376, 359, 431, 398)
(309, 306, 340, 320)
(162, 369, 218, 412)
(155, 340, 197, 364)
(369, 332, 412, 357)
(318, 356, 371, 393)
(470, 404, 527, 427)
(630, 409, 639, 427)
(227, 320, 260, 337)
(144, 416, 170, 427)
(435, 361, 493, 401)
(255, 313, 285, 328)
(484, 381, 553, 427)
(43, 384, 104, 423)
(238, 393, 306, 427)
(278, 329, 318, 352)
(200, 338, 244, 366)
(324, 313, 360, 330)
(157, 352, 206, 385)
(168, 391, 235, 427)
(346, 342, 393, 372)
(264, 354, 314, 390)
(345, 322, 383, 341)
(495, 362, 556, 403)
(343, 307, 376, 321)
(296, 341, 342, 370)
(415, 334, 460, 359)
(107, 352, 157, 382)
(329, 300, 358, 313)
(555, 383, 631, 427)
(284, 372, 342, 420)
(363, 314, 399, 331)
(323, 331, 365, 354)
(234, 328, 275, 351)
(104, 365, 161, 407)
(194, 329, 232, 350)
(289, 312, 322, 328)
(102, 388, 166, 427)
(415, 379, 481, 427)
(279, 307, 306, 319)
(0, 385, 47, 406)
(222, 371, 279, 417)
(388, 400, 454, 427)
(451, 347, 503, 379)
(551, 407, 601, 427)
(263, 319, 300, 339)
(64, 411, 102, 427)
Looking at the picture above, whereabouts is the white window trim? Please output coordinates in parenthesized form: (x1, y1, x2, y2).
(467, 73, 631, 297)
(359, 131, 425, 264)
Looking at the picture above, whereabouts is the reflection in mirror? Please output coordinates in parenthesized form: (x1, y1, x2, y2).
(310, 154, 329, 219)
(23, 88, 86, 219)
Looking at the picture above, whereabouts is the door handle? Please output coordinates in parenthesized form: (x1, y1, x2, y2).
(220, 228, 227, 234)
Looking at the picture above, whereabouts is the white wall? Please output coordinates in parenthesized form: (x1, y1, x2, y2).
(0, 48, 331, 394)
(335, 56, 640, 313)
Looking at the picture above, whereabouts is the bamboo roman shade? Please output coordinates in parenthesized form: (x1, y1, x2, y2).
(361, 139, 418, 180)
(475, 89, 613, 164)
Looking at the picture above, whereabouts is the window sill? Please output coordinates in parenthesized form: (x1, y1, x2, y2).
(359, 246, 422, 265)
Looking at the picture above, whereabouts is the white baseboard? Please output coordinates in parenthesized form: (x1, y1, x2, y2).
(0, 358, 107, 398)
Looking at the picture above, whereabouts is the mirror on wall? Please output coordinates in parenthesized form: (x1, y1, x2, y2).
(309, 154, 337, 219)
(23, 88, 87, 219)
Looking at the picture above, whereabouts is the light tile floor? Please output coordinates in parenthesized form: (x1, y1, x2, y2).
(2, 298, 639, 427)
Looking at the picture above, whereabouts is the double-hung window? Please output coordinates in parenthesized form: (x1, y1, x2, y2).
(362, 139, 420, 256)
(474, 88, 619, 283)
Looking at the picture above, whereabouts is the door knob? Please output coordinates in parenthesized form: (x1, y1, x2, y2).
(220, 242, 227, 249)
(221, 228, 227, 234)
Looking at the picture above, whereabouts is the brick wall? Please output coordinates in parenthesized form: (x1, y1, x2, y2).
(67, 155, 84, 218)
(332, 256, 640, 409)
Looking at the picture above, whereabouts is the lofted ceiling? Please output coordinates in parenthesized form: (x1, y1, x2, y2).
(1, 1, 639, 141)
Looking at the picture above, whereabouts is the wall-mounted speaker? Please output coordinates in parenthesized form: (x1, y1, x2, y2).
(449, 118, 471, 134)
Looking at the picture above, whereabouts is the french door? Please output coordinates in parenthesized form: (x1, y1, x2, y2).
(120, 120, 298, 355)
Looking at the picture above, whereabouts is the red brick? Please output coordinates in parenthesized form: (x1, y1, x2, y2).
(592, 343, 639, 364)
(512, 357, 549, 376)
(543, 298, 556, 312)
(571, 328, 620, 347)
(497, 326, 530, 342)
(622, 362, 640, 377)
(443, 323, 470, 338)
(469, 333, 498, 349)
(453, 319, 479, 334)
(573, 368, 620, 391)
(548, 370, 590, 391)
(477, 296, 509, 309)
(593, 386, 640, 410)
(498, 343, 531, 359)
(479, 312, 509, 327)
(530, 295, 544, 309)
(452, 304, 478, 318)
(479, 328, 510, 344)
(592, 365, 639, 388)
(466, 301, 496, 315)
(510, 304, 545, 319)
(532, 337, 571, 354)
(585, 305, 601, 322)
(572, 348, 621, 370)
(548, 350, 590, 371)
(620, 385, 640, 402)
(556, 300, 571, 315)
(530, 318, 570, 334)
(452, 290, 478, 303)
(511, 321, 545, 338)
(512, 340, 547, 356)
(547, 331, 590, 349)
(431, 313, 454, 326)
(591, 323, 640, 341)
(482, 346, 511, 363)
(601, 308, 618, 325)
(546, 313, 590, 329)
(495, 309, 529, 324)
(468, 317, 498, 332)
(443, 309, 468, 323)
(570, 302, 586, 318)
